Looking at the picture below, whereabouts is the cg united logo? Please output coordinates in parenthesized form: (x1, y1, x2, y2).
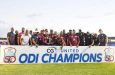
(4, 47, 16, 63)
(47, 47, 57, 53)
(104, 47, 114, 62)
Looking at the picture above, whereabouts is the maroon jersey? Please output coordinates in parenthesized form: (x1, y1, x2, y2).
(58, 36, 66, 46)
(49, 34, 54, 39)
(39, 34, 47, 45)
(52, 36, 66, 46)
(68, 35, 80, 46)
(62, 34, 68, 46)
(18, 32, 24, 45)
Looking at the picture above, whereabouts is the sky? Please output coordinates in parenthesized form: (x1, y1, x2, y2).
(0, 0, 115, 37)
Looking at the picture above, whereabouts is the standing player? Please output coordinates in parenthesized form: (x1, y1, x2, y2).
(19, 27, 25, 45)
(7, 27, 15, 45)
(21, 30, 31, 45)
(98, 29, 108, 46)
(48, 29, 54, 45)
(15, 30, 19, 45)
(39, 30, 48, 45)
(52, 32, 66, 49)
(76, 29, 84, 46)
(44, 29, 50, 45)
(29, 30, 33, 36)
(57, 32, 66, 46)
(93, 33, 99, 46)
(67, 30, 80, 47)
(62, 29, 68, 45)
(31, 30, 39, 47)
(85, 32, 94, 47)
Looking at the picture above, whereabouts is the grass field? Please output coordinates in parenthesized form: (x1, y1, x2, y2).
(0, 63, 115, 75)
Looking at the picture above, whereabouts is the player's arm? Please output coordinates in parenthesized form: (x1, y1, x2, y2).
(89, 36, 94, 48)
(77, 36, 80, 47)
(97, 35, 100, 46)
(30, 38, 32, 45)
(7, 33, 10, 45)
(18, 34, 21, 45)
(20, 38, 23, 45)
(105, 36, 108, 46)
(60, 37, 66, 49)
(66, 36, 72, 46)
(102, 34, 108, 46)
(68, 39, 72, 46)
(20, 35, 23, 45)
(17, 35, 20, 45)
(29, 35, 34, 46)
(62, 37, 66, 46)
(7, 37, 10, 45)
(97, 38, 100, 46)
(90, 40, 94, 46)
(32, 38, 39, 47)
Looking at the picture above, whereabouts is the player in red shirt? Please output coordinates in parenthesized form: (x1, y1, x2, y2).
(39, 30, 48, 45)
(19, 27, 25, 45)
(59, 31, 66, 46)
(67, 30, 80, 47)
(51, 31, 66, 49)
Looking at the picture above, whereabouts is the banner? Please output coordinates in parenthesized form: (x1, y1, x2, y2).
(0, 45, 115, 64)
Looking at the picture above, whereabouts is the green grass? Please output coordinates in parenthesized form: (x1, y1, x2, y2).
(0, 63, 115, 75)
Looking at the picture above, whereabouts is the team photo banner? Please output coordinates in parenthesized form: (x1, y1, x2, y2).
(0, 45, 115, 64)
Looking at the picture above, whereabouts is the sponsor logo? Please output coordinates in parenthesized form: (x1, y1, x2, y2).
(104, 47, 114, 62)
(4, 47, 16, 63)
(47, 47, 57, 53)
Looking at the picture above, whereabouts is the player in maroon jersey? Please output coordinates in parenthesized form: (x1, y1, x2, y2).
(39, 30, 48, 45)
(62, 29, 68, 46)
(52, 31, 66, 49)
(67, 30, 80, 47)
(19, 27, 25, 45)
(59, 31, 66, 46)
